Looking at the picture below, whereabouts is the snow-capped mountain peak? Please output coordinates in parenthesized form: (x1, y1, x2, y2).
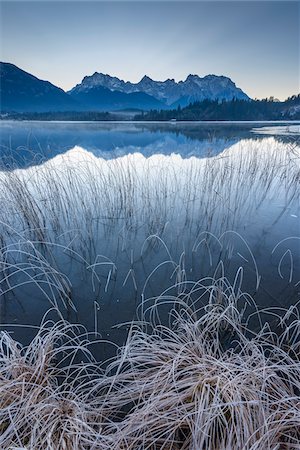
(69, 72, 250, 106)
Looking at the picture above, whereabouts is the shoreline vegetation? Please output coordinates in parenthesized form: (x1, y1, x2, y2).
(0, 138, 299, 448)
(1, 277, 300, 449)
(1, 95, 300, 122)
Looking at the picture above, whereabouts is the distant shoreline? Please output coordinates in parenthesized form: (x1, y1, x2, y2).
(1, 119, 300, 125)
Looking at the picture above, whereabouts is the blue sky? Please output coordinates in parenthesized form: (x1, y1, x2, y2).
(0, 1, 299, 100)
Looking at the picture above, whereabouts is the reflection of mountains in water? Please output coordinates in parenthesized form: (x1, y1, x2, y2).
(0, 121, 297, 170)
(0, 138, 299, 344)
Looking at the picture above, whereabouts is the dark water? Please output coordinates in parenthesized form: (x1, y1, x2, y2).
(0, 120, 299, 358)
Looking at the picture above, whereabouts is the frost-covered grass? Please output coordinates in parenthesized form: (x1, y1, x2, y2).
(101, 276, 300, 450)
(1, 276, 300, 449)
(0, 317, 115, 449)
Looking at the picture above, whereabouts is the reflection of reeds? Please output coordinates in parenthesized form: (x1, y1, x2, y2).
(1, 278, 300, 448)
(0, 138, 298, 258)
(0, 139, 298, 319)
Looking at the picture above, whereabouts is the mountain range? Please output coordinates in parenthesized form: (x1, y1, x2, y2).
(0, 62, 250, 113)
(69, 72, 249, 107)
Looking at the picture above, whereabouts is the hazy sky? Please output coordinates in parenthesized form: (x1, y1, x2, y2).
(0, 1, 299, 100)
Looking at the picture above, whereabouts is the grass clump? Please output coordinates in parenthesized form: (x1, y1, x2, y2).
(0, 318, 114, 449)
(0, 278, 300, 449)
(102, 277, 300, 449)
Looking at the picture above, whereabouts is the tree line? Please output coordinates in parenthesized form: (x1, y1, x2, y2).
(1, 95, 299, 121)
(134, 95, 300, 121)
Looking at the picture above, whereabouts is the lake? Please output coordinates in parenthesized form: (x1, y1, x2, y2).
(0, 120, 299, 359)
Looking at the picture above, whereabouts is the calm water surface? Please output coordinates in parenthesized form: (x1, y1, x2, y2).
(0, 121, 299, 357)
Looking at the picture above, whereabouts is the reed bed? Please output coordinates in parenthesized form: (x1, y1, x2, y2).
(0, 137, 298, 324)
(0, 137, 299, 448)
(0, 137, 298, 258)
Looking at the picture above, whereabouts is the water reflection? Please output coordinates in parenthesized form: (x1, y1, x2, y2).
(0, 130, 299, 357)
(0, 121, 299, 169)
